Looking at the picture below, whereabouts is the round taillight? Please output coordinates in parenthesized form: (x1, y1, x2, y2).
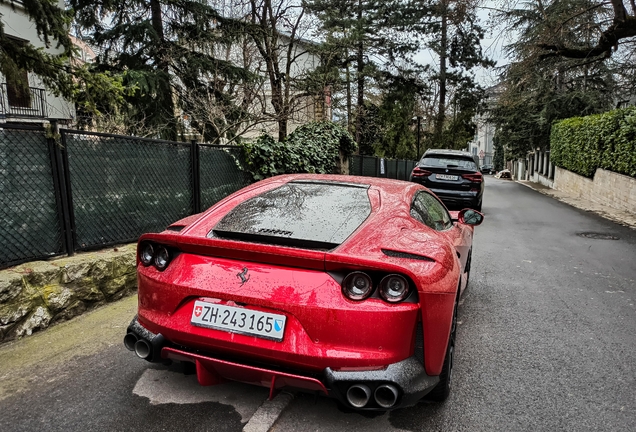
(342, 272, 373, 301)
(139, 243, 154, 266)
(379, 274, 409, 303)
(154, 246, 171, 270)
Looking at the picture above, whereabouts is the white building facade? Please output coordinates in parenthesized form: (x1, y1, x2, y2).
(0, 0, 76, 124)
(468, 84, 503, 167)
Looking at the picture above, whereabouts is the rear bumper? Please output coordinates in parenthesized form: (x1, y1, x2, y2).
(125, 316, 439, 410)
(428, 188, 481, 207)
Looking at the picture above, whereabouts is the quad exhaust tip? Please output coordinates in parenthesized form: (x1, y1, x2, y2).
(134, 339, 152, 359)
(346, 384, 372, 408)
(124, 333, 138, 351)
(374, 384, 399, 408)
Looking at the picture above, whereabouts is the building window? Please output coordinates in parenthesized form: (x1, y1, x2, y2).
(6, 69, 31, 108)
(4, 37, 31, 109)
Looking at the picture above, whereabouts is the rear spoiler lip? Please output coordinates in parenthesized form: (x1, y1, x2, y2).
(211, 229, 339, 251)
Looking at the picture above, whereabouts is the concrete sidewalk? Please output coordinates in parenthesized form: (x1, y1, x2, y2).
(517, 180, 636, 230)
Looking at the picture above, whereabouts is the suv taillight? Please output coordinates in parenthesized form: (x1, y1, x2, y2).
(461, 173, 483, 183)
(411, 167, 432, 178)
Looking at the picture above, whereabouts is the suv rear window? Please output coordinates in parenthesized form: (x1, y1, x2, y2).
(421, 156, 478, 171)
(211, 181, 371, 250)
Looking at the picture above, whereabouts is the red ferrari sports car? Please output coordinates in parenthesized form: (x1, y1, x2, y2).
(124, 174, 483, 410)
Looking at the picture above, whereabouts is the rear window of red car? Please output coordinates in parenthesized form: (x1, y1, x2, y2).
(210, 180, 371, 250)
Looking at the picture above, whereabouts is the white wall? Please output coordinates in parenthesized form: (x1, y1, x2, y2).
(0, 1, 75, 122)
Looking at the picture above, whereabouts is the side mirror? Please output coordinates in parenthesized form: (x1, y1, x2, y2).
(458, 208, 484, 226)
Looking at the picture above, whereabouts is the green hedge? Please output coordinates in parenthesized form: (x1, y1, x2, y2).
(551, 107, 636, 178)
(239, 121, 357, 181)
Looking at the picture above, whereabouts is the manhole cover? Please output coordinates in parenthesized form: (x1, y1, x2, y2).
(577, 232, 620, 240)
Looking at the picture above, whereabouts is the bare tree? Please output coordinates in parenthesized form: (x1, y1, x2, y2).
(237, 0, 318, 141)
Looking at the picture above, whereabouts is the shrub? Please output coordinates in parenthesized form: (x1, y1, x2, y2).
(239, 121, 357, 181)
(550, 107, 636, 178)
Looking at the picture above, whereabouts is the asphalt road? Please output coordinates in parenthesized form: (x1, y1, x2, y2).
(1, 178, 635, 431)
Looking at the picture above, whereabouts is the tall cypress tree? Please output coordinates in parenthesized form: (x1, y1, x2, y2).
(420, 0, 493, 146)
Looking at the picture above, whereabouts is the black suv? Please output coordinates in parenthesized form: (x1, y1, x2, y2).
(409, 149, 484, 211)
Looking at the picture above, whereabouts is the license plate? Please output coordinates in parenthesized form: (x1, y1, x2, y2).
(436, 174, 458, 181)
(191, 300, 286, 341)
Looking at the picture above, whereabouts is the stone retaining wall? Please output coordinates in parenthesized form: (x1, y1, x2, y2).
(554, 167, 636, 215)
(0, 244, 137, 343)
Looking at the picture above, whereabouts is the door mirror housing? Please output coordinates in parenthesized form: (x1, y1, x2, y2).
(458, 209, 484, 226)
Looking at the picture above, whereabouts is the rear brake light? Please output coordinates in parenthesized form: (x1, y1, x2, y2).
(342, 272, 373, 300)
(378, 274, 410, 303)
(138, 241, 173, 271)
(411, 167, 432, 178)
(461, 173, 483, 183)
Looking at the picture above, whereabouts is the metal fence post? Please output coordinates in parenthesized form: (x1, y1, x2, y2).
(55, 128, 76, 255)
(191, 140, 201, 214)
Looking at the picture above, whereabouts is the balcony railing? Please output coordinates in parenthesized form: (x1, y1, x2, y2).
(0, 83, 48, 118)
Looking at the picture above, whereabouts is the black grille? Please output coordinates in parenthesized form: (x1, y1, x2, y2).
(382, 249, 434, 262)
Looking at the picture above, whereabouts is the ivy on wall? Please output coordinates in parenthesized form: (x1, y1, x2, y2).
(239, 122, 357, 181)
(551, 107, 636, 178)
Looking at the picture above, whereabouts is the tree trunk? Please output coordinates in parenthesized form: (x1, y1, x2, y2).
(150, 0, 177, 139)
(346, 56, 353, 135)
(435, 0, 447, 147)
(355, 0, 364, 145)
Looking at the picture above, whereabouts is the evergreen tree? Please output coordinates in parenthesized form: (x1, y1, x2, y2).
(492, 134, 504, 171)
(305, 0, 426, 144)
(376, 73, 428, 159)
(419, 0, 493, 146)
(490, 0, 617, 158)
(72, 0, 251, 139)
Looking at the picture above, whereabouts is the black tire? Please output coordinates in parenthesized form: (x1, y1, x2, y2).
(473, 200, 482, 212)
(426, 296, 458, 402)
(464, 249, 472, 286)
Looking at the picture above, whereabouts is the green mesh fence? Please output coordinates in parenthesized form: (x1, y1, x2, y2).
(199, 145, 251, 211)
(349, 155, 362, 175)
(349, 155, 417, 181)
(386, 159, 397, 178)
(0, 126, 65, 266)
(396, 160, 408, 180)
(361, 156, 377, 176)
(64, 132, 193, 249)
